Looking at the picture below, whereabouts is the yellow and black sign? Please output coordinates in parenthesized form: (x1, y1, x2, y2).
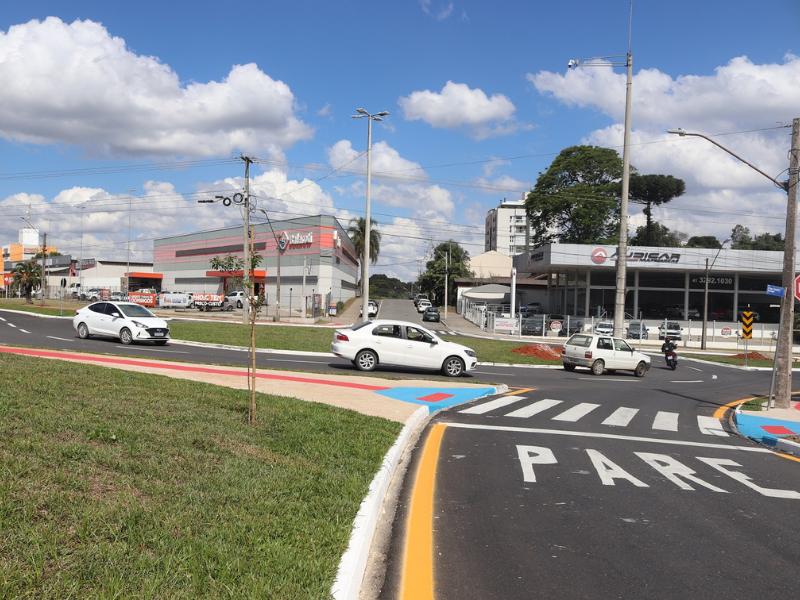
(740, 310, 754, 339)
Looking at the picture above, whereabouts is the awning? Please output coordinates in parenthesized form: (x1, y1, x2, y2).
(205, 270, 267, 279)
(127, 271, 163, 279)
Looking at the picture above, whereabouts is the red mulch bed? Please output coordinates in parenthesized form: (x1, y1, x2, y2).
(732, 351, 769, 361)
(512, 343, 563, 361)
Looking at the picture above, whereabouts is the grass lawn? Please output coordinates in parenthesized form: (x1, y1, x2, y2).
(0, 354, 401, 599)
(683, 353, 800, 369)
(0, 299, 73, 317)
(170, 320, 334, 353)
(443, 335, 561, 365)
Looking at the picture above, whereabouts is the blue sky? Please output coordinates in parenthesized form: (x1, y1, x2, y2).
(1, 1, 798, 278)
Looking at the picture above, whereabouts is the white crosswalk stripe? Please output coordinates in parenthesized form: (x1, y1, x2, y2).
(460, 395, 525, 415)
(697, 416, 729, 437)
(505, 399, 563, 419)
(602, 407, 639, 427)
(652, 411, 680, 431)
(552, 403, 601, 422)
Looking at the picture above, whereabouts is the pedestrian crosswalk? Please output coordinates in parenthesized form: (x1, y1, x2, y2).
(458, 396, 728, 437)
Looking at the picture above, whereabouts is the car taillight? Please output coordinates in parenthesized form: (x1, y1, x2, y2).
(585, 351, 592, 359)
(336, 333, 349, 342)
(561, 347, 566, 355)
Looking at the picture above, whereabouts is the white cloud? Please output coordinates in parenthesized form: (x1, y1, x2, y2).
(399, 81, 521, 138)
(0, 17, 312, 157)
(327, 139, 426, 179)
(473, 175, 530, 195)
(419, 0, 454, 21)
(317, 103, 332, 118)
(527, 54, 797, 242)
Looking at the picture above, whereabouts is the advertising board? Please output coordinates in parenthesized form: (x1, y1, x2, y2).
(128, 292, 158, 307)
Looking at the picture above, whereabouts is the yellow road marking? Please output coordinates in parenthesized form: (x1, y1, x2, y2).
(400, 423, 446, 600)
(713, 397, 753, 420)
(775, 451, 800, 463)
(505, 387, 536, 396)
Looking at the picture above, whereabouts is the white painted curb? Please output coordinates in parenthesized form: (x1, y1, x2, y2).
(776, 437, 800, 456)
(330, 405, 429, 600)
(0, 308, 71, 319)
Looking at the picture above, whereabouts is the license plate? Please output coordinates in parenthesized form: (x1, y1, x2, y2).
(154, 332, 164, 337)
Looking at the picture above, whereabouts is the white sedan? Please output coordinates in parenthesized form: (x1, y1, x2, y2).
(331, 319, 477, 377)
(73, 301, 170, 345)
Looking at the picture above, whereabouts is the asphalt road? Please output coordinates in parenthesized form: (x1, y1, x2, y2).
(380, 384, 800, 599)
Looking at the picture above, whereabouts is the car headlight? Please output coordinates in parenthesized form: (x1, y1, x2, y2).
(464, 349, 476, 358)
(131, 320, 147, 328)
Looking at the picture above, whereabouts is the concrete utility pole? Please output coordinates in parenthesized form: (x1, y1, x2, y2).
(774, 118, 800, 409)
(444, 243, 450, 320)
(40, 232, 47, 304)
(701, 240, 730, 350)
(242, 157, 252, 325)
(301, 256, 307, 317)
(613, 50, 633, 338)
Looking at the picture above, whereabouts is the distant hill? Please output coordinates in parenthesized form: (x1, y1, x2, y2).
(370, 274, 412, 299)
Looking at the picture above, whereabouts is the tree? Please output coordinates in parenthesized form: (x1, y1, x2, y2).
(208, 253, 263, 293)
(629, 223, 684, 247)
(348, 217, 381, 265)
(729, 225, 784, 250)
(417, 241, 472, 306)
(525, 145, 623, 246)
(730, 224, 753, 249)
(628, 174, 686, 245)
(685, 235, 722, 249)
(369, 274, 412, 299)
(12, 260, 41, 304)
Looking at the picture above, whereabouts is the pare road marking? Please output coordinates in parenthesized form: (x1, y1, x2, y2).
(515, 444, 800, 499)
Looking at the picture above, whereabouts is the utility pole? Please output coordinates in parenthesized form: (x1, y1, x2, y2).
(40, 232, 47, 305)
(79, 205, 84, 295)
(126, 191, 133, 296)
(242, 155, 258, 424)
(774, 117, 800, 409)
(242, 157, 252, 326)
(301, 256, 307, 317)
(444, 243, 450, 319)
(276, 237, 282, 322)
(613, 48, 633, 338)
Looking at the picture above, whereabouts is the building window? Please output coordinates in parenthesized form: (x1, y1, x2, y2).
(638, 271, 687, 288)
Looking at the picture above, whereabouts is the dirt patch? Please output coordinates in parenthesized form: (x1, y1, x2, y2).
(512, 343, 563, 361)
(732, 351, 769, 361)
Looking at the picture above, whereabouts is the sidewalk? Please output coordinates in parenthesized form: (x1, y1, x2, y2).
(734, 398, 800, 457)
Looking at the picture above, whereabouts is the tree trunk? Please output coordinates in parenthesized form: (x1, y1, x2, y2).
(644, 202, 653, 245)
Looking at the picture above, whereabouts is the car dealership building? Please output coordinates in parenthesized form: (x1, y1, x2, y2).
(153, 215, 359, 312)
(513, 243, 791, 324)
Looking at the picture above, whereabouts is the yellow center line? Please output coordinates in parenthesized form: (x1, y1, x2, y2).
(400, 422, 446, 600)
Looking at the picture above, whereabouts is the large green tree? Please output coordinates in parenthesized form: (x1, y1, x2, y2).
(12, 260, 41, 304)
(417, 241, 471, 306)
(525, 145, 623, 246)
(348, 217, 381, 265)
(628, 174, 686, 245)
(208, 253, 263, 292)
(730, 224, 784, 250)
(685, 235, 722, 249)
(629, 223, 684, 247)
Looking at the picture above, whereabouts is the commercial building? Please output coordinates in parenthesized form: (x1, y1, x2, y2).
(484, 198, 535, 256)
(154, 215, 359, 313)
(513, 243, 791, 325)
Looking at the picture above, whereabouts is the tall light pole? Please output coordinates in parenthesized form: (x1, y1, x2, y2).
(257, 207, 283, 322)
(352, 107, 389, 322)
(569, 2, 634, 337)
(668, 122, 796, 408)
(702, 239, 730, 350)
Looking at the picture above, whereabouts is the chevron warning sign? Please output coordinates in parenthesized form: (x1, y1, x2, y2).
(740, 310, 754, 340)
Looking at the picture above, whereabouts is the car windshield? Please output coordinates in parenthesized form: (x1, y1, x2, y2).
(598, 322, 612, 328)
(567, 334, 592, 347)
(118, 304, 155, 318)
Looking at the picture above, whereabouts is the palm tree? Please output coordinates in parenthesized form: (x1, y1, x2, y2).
(348, 217, 381, 265)
(12, 260, 41, 304)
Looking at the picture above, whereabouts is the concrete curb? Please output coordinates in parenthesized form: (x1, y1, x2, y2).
(776, 437, 800, 457)
(0, 308, 71, 319)
(331, 383, 506, 600)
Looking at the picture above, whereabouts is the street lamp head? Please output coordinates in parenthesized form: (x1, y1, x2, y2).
(667, 128, 686, 136)
(375, 111, 389, 118)
(355, 107, 368, 115)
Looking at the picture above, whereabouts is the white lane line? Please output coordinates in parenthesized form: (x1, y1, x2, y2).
(670, 379, 704, 383)
(114, 346, 189, 354)
(0, 316, 5, 321)
(442, 421, 770, 452)
(652, 411, 679, 431)
(47, 336, 74, 342)
(18, 329, 31, 334)
(460, 395, 525, 415)
(552, 402, 601, 422)
(697, 416, 729, 437)
(602, 407, 639, 427)
(687, 366, 703, 372)
(7, 323, 16, 328)
(505, 399, 562, 419)
(577, 377, 639, 382)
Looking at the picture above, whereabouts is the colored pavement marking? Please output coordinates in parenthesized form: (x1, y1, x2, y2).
(734, 412, 800, 445)
(377, 387, 499, 411)
(459, 395, 524, 415)
(762, 425, 795, 435)
(400, 423, 446, 600)
(697, 416, 729, 437)
(505, 398, 563, 419)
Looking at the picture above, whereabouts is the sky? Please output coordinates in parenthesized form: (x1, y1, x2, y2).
(1, 0, 798, 280)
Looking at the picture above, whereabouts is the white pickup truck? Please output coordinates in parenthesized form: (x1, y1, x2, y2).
(194, 293, 233, 312)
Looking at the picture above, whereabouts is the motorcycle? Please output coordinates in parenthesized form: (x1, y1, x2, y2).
(664, 350, 678, 370)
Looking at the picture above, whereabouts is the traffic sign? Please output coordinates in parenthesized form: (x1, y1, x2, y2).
(721, 326, 732, 336)
(766, 284, 785, 298)
(740, 310, 754, 340)
(795, 274, 800, 302)
(550, 320, 562, 332)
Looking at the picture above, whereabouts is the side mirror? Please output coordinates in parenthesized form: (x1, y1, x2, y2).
(429, 339, 438, 345)
(111, 312, 120, 318)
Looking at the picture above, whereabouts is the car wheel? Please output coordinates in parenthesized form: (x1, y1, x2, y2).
(591, 359, 605, 376)
(442, 356, 464, 377)
(237, 300, 243, 309)
(77, 322, 90, 339)
(355, 349, 378, 371)
(119, 328, 134, 345)
(634, 361, 648, 378)
(563, 363, 575, 372)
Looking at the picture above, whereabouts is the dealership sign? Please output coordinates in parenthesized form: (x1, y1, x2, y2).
(590, 247, 680, 265)
(278, 231, 313, 251)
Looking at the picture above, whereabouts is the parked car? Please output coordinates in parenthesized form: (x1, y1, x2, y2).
(626, 320, 649, 339)
(417, 299, 432, 313)
(226, 290, 246, 308)
(109, 291, 127, 302)
(331, 320, 477, 376)
(562, 333, 650, 377)
(594, 321, 614, 336)
(521, 318, 545, 336)
(422, 306, 440, 322)
(519, 302, 543, 316)
(81, 288, 102, 301)
(360, 300, 379, 318)
(559, 319, 585, 337)
(413, 293, 430, 308)
(73, 301, 170, 345)
(658, 320, 683, 340)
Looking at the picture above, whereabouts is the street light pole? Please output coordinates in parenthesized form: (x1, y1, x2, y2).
(668, 121, 796, 407)
(352, 108, 389, 322)
(702, 239, 730, 350)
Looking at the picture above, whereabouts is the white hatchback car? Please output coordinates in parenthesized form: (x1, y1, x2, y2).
(73, 301, 170, 345)
(562, 333, 650, 377)
(594, 321, 614, 335)
(331, 319, 477, 377)
(416, 299, 432, 313)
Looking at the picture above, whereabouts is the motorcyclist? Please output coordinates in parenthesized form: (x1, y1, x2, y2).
(661, 336, 677, 367)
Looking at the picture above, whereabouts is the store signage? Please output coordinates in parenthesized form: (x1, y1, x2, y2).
(795, 274, 800, 302)
(690, 275, 734, 289)
(278, 231, 313, 251)
(530, 251, 545, 262)
(611, 250, 681, 264)
(591, 248, 607, 264)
